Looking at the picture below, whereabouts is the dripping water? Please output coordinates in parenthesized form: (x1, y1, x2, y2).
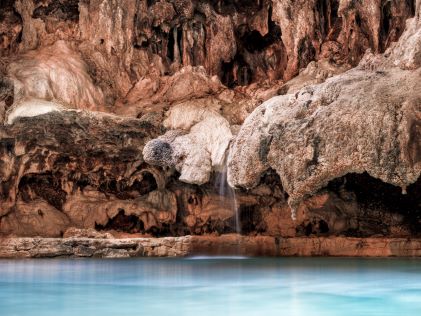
(214, 164, 241, 234)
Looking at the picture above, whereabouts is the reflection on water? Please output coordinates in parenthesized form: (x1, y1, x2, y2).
(1, 258, 421, 316)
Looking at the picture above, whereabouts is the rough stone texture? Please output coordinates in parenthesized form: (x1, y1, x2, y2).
(0, 0, 421, 257)
(0, 0, 416, 115)
(0, 110, 171, 236)
(7, 41, 105, 112)
(228, 6, 421, 218)
(143, 100, 233, 184)
(2, 235, 421, 258)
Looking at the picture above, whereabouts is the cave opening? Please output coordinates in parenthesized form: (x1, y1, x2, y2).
(327, 172, 421, 235)
(131, 172, 158, 195)
(98, 172, 157, 199)
(220, 60, 235, 88)
(219, 55, 253, 87)
(240, 21, 282, 54)
(236, 7, 283, 56)
(18, 172, 67, 210)
(299, 219, 330, 236)
(96, 209, 145, 234)
(238, 205, 265, 235)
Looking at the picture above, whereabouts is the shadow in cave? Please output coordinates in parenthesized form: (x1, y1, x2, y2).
(98, 172, 157, 199)
(327, 172, 421, 235)
(32, 0, 80, 21)
(96, 209, 145, 234)
(18, 172, 67, 210)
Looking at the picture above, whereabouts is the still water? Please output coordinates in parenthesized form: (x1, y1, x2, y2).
(1, 257, 421, 316)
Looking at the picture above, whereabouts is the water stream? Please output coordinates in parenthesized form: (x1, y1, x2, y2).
(215, 164, 241, 234)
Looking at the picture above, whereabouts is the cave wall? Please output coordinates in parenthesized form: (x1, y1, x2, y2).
(0, 0, 416, 106)
(0, 112, 419, 239)
(0, 0, 420, 239)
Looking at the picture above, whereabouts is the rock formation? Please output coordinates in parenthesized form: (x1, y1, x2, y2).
(0, 0, 421, 256)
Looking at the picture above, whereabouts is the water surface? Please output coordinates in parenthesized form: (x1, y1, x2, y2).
(1, 257, 421, 316)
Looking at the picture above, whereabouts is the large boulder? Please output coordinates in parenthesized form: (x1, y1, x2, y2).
(228, 7, 421, 218)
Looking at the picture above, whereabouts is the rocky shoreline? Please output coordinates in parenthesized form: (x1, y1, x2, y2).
(2, 235, 421, 258)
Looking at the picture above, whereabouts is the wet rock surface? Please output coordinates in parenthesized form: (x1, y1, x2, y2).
(0, 0, 420, 256)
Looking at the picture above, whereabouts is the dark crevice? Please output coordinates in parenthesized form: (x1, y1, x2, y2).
(98, 172, 157, 199)
(167, 28, 175, 62)
(407, 0, 416, 16)
(380, 0, 392, 51)
(32, 0, 80, 21)
(239, 205, 265, 234)
(297, 219, 330, 236)
(219, 55, 252, 87)
(327, 173, 421, 236)
(316, 0, 340, 39)
(96, 209, 145, 233)
(0, 76, 14, 108)
(147, 0, 157, 7)
(220, 59, 235, 88)
(167, 27, 183, 63)
(18, 173, 67, 210)
(298, 36, 316, 70)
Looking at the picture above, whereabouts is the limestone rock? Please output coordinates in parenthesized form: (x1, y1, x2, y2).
(0, 0, 420, 245)
(143, 101, 233, 184)
(228, 8, 421, 214)
(7, 41, 104, 111)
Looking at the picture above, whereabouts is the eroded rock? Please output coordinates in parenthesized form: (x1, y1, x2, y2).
(228, 7, 421, 219)
(0, 0, 420, 249)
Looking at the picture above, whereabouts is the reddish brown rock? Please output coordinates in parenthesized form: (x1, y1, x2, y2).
(0, 0, 420, 258)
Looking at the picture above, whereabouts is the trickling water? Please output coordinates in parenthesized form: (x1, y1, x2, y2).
(214, 164, 241, 234)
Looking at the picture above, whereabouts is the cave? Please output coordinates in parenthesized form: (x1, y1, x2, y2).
(219, 55, 253, 87)
(239, 205, 265, 235)
(220, 59, 235, 88)
(131, 172, 158, 195)
(98, 172, 158, 199)
(239, 16, 282, 54)
(297, 219, 330, 237)
(18, 172, 67, 210)
(96, 209, 145, 233)
(327, 172, 421, 236)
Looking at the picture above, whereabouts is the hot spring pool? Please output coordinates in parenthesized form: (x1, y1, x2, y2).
(1, 257, 421, 316)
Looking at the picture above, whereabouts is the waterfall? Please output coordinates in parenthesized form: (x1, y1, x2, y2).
(215, 164, 241, 234)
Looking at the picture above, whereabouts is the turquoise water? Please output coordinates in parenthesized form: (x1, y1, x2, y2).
(1, 257, 421, 316)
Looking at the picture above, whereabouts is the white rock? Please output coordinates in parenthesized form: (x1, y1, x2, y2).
(6, 99, 63, 125)
(143, 102, 233, 185)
